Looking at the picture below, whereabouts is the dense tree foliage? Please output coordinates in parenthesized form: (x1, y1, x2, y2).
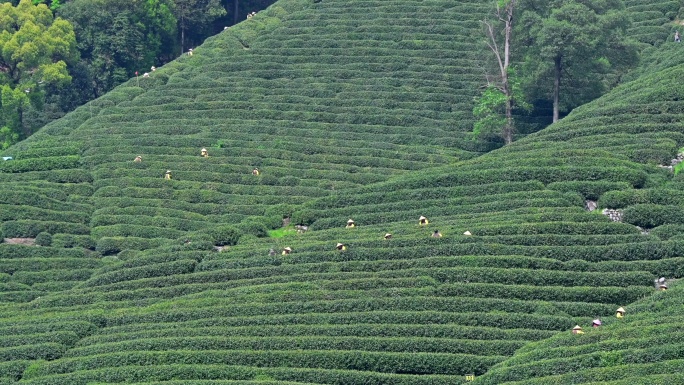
(58, 0, 176, 99)
(474, 0, 529, 145)
(516, 0, 639, 122)
(172, 0, 226, 53)
(0, 0, 78, 149)
(0, 0, 279, 145)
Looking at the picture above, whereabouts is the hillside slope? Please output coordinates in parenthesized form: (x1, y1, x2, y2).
(473, 282, 683, 385)
(1, 0, 684, 384)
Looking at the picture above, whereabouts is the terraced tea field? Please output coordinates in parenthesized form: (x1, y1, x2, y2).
(1, 0, 684, 383)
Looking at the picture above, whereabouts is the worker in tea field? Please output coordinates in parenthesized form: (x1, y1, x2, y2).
(384, 233, 392, 240)
(188, 48, 193, 56)
(282, 247, 292, 255)
(336, 243, 347, 251)
(655, 277, 668, 290)
(201, 148, 209, 158)
(572, 325, 584, 334)
(134, 156, 142, 162)
(252, 167, 260, 176)
(592, 319, 602, 328)
(346, 219, 355, 228)
(164, 170, 172, 180)
(432, 230, 442, 238)
(268, 248, 276, 256)
(616, 307, 625, 318)
(676, 31, 681, 42)
(419, 216, 429, 225)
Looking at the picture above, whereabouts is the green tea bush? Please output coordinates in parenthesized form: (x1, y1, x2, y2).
(52, 234, 96, 249)
(0, 321, 97, 338)
(67, 335, 522, 357)
(600, 189, 684, 208)
(0, 343, 66, 361)
(622, 204, 684, 227)
(206, 226, 241, 246)
(546, 181, 632, 201)
(15, 146, 81, 159)
(173, 233, 215, 251)
(0, 191, 91, 212)
(0, 331, 79, 349)
(81, 259, 197, 287)
(18, 363, 466, 385)
(91, 225, 184, 240)
(0, 360, 30, 381)
(1, 220, 90, 238)
(34, 232, 52, 247)
(0, 156, 80, 173)
(96, 237, 167, 255)
(0, 205, 89, 224)
(237, 220, 269, 238)
(0, 244, 86, 259)
(29, 349, 501, 377)
(649, 224, 684, 240)
(11, 269, 94, 285)
(31, 281, 80, 292)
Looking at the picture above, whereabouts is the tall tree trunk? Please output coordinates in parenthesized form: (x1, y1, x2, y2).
(553, 55, 561, 123)
(504, 87, 513, 144)
(502, 0, 514, 144)
(181, 19, 185, 54)
(480, 0, 517, 144)
(234, 0, 239, 25)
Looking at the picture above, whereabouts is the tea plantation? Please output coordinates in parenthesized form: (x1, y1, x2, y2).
(0, 0, 683, 383)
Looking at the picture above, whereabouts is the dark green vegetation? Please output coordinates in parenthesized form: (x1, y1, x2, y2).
(3, 0, 276, 150)
(0, 0, 683, 383)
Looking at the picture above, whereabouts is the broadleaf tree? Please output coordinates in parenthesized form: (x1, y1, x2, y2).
(172, 0, 226, 53)
(516, 0, 638, 122)
(473, 0, 527, 145)
(0, 0, 78, 148)
(58, 0, 177, 99)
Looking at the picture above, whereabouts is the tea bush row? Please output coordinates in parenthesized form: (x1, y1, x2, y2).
(477, 351, 684, 384)
(82, 324, 540, 347)
(0, 331, 79, 349)
(11, 269, 95, 286)
(0, 291, 42, 303)
(96, 296, 605, 328)
(1, 220, 90, 238)
(0, 321, 97, 338)
(308, 181, 546, 209)
(0, 257, 100, 274)
(91, 215, 209, 232)
(600, 189, 684, 208)
(91, 224, 185, 240)
(19, 363, 466, 385)
(0, 360, 30, 381)
(95, 237, 168, 255)
(622, 204, 684, 227)
(0, 191, 91, 212)
(51, 234, 96, 249)
(0, 342, 65, 361)
(435, 283, 649, 305)
(67, 335, 523, 358)
(0, 205, 89, 224)
(0, 156, 80, 173)
(30, 349, 501, 377)
(81, 324, 536, 348)
(0, 244, 87, 259)
(81, 259, 196, 287)
(306, 196, 584, 228)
